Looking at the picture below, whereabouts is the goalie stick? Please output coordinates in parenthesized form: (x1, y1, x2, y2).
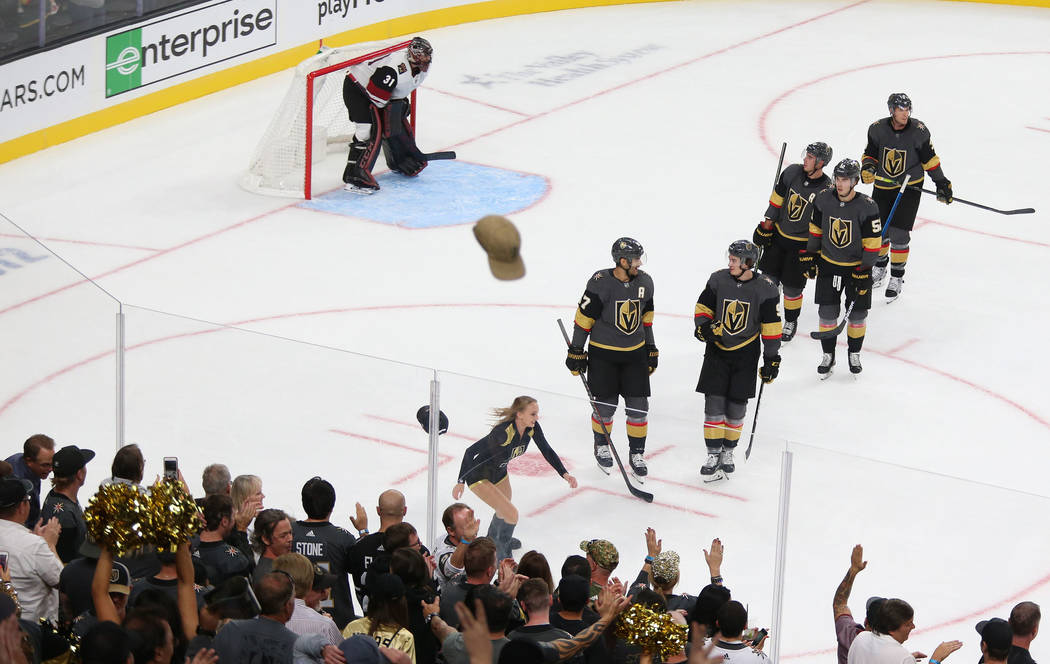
(415, 149, 457, 161)
(557, 319, 654, 503)
(873, 175, 1034, 215)
(809, 178, 906, 340)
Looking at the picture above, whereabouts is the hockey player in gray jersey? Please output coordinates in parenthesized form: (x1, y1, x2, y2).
(754, 141, 833, 342)
(861, 93, 952, 300)
(566, 238, 658, 480)
(801, 159, 882, 377)
(341, 37, 433, 194)
(694, 240, 781, 477)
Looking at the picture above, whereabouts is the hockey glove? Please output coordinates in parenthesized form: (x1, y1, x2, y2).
(694, 321, 722, 344)
(565, 346, 588, 375)
(647, 345, 659, 375)
(850, 268, 871, 298)
(798, 251, 818, 280)
(860, 163, 876, 185)
(753, 221, 773, 249)
(935, 178, 953, 205)
(760, 354, 781, 384)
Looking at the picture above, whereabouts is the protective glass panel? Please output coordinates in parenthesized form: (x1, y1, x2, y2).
(122, 303, 437, 525)
(0, 214, 119, 450)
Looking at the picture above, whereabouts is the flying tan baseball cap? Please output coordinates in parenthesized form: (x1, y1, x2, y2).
(473, 215, 525, 280)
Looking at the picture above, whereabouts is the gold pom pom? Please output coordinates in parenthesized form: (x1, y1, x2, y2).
(84, 482, 149, 556)
(146, 479, 203, 552)
(614, 603, 688, 660)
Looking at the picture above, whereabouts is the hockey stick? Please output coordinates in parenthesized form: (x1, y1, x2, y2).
(557, 319, 654, 503)
(874, 175, 1034, 215)
(744, 381, 764, 460)
(809, 178, 906, 340)
(418, 150, 457, 161)
(774, 142, 787, 186)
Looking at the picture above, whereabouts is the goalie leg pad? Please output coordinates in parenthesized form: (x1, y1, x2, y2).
(381, 99, 428, 176)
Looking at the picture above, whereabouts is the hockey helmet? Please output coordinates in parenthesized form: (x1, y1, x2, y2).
(611, 237, 645, 266)
(728, 239, 759, 270)
(408, 37, 433, 70)
(804, 141, 833, 168)
(887, 92, 912, 112)
(833, 158, 861, 184)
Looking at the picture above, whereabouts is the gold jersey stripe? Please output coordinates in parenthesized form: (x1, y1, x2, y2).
(922, 155, 941, 170)
(574, 310, 595, 330)
(695, 303, 714, 317)
(809, 222, 822, 236)
(819, 254, 862, 267)
(769, 190, 784, 207)
(761, 321, 783, 337)
(862, 237, 882, 250)
(776, 227, 807, 242)
(715, 333, 759, 352)
(642, 311, 654, 324)
(588, 340, 646, 352)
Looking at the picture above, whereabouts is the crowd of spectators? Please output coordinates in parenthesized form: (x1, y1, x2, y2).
(1, 433, 1043, 664)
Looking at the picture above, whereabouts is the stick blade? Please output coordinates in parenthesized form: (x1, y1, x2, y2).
(629, 484, 655, 502)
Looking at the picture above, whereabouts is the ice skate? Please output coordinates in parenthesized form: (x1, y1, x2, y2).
(343, 182, 378, 195)
(700, 451, 722, 476)
(848, 352, 862, 376)
(871, 265, 887, 288)
(720, 448, 735, 474)
(594, 442, 613, 474)
(701, 451, 727, 483)
(817, 352, 835, 380)
(629, 452, 647, 482)
(781, 320, 797, 342)
(885, 276, 903, 302)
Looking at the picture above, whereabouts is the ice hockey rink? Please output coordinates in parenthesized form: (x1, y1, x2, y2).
(2, 0, 1049, 660)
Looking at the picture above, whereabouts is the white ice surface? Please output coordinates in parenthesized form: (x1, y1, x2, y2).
(2, 1, 1050, 661)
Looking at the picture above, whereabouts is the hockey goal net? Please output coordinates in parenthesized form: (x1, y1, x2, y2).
(240, 39, 415, 200)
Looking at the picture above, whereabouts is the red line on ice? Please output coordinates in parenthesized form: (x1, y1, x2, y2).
(363, 413, 476, 441)
(758, 51, 1050, 157)
(420, 86, 532, 117)
(328, 428, 455, 486)
(645, 476, 748, 502)
(0, 233, 162, 252)
(918, 217, 1049, 249)
(527, 485, 718, 519)
(448, 0, 871, 150)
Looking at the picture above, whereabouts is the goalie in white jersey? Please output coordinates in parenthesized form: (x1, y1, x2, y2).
(341, 36, 432, 193)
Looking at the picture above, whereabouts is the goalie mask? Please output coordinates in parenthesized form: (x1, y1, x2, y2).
(408, 37, 433, 72)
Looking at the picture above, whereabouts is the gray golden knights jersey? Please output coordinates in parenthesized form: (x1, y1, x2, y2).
(574, 269, 655, 351)
(763, 164, 831, 242)
(694, 269, 782, 354)
(807, 189, 881, 269)
(862, 117, 944, 190)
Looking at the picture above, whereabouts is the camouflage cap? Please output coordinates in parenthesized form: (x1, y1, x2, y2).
(579, 539, 619, 571)
(651, 551, 680, 583)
